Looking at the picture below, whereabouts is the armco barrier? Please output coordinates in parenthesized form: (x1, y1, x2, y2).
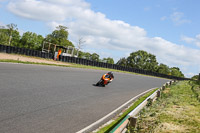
(109, 81, 175, 133)
(77, 88, 157, 133)
(77, 81, 175, 133)
(0, 44, 190, 80)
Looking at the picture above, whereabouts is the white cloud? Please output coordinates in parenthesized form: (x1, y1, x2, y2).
(181, 36, 195, 44)
(160, 16, 167, 21)
(181, 34, 200, 47)
(186, 72, 196, 78)
(144, 7, 151, 11)
(170, 12, 191, 26)
(7, 0, 68, 21)
(196, 34, 200, 40)
(7, 0, 91, 22)
(5, 0, 200, 77)
(0, 21, 6, 27)
(0, 0, 7, 3)
(47, 21, 65, 31)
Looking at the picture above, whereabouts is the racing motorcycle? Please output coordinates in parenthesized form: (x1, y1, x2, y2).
(95, 72, 114, 87)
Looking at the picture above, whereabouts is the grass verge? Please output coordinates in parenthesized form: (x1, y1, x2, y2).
(0, 58, 166, 80)
(96, 88, 158, 133)
(0, 57, 141, 76)
(0, 58, 129, 73)
(128, 81, 200, 133)
(0, 59, 71, 68)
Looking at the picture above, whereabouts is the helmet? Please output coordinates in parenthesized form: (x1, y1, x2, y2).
(108, 71, 113, 78)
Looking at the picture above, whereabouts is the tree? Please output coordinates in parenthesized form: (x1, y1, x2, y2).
(91, 53, 100, 62)
(127, 50, 158, 71)
(102, 57, 114, 64)
(20, 32, 44, 50)
(157, 63, 170, 75)
(45, 25, 74, 47)
(77, 51, 84, 58)
(77, 37, 86, 50)
(116, 57, 127, 66)
(7, 23, 17, 46)
(36, 35, 44, 50)
(0, 23, 20, 46)
(0, 28, 9, 44)
(191, 75, 199, 80)
(83, 52, 91, 60)
(170, 67, 184, 77)
(10, 30, 21, 47)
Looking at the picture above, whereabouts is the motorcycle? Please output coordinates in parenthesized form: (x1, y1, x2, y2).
(95, 74, 113, 87)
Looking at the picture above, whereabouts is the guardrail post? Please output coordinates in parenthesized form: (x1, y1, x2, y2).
(129, 116, 137, 128)
(157, 90, 161, 97)
(166, 82, 169, 87)
(162, 85, 165, 90)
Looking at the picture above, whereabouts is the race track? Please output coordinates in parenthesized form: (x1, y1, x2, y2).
(0, 63, 169, 133)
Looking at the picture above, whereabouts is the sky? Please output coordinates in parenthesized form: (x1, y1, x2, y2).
(0, 0, 200, 78)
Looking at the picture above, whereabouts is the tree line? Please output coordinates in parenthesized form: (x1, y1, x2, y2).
(0, 23, 184, 77)
(0, 23, 114, 63)
(116, 50, 184, 77)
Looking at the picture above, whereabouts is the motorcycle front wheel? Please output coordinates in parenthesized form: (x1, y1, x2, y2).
(96, 80, 104, 86)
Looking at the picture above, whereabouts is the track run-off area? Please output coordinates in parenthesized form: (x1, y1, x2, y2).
(0, 63, 169, 133)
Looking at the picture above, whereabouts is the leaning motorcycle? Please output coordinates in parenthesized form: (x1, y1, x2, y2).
(95, 74, 112, 87)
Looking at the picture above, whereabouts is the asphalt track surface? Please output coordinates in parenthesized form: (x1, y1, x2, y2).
(0, 63, 169, 133)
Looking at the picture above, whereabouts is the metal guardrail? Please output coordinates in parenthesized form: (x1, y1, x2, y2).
(109, 81, 175, 133)
(77, 81, 175, 133)
(77, 88, 156, 133)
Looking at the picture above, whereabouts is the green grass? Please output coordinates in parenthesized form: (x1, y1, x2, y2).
(0, 58, 134, 73)
(129, 81, 200, 133)
(0, 57, 143, 76)
(0, 53, 174, 80)
(0, 57, 168, 80)
(190, 80, 200, 102)
(0, 59, 71, 68)
(96, 88, 158, 133)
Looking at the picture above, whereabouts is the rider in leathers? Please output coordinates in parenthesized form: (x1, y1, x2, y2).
(101, 72, 114, 86)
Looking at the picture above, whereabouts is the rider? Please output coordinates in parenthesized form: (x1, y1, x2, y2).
(102, 71, 114, 85)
